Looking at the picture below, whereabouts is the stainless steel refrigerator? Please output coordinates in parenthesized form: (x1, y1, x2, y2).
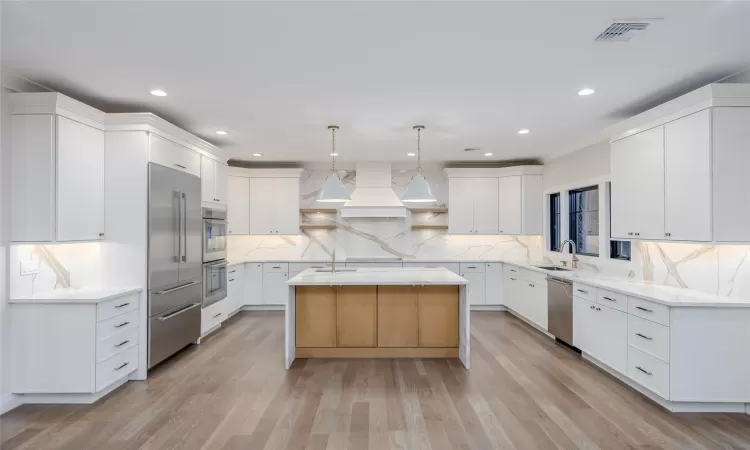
(148, 163, 203, 369)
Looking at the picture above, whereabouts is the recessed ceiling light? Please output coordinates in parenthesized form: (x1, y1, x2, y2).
(484, 153, 493, 156)
(518, 128, 530, 135)
(626, 128, 639, 134)
(578, 88, 595, 96)
(150, 89, 167, 97)
(407, 152, 416, 157)
(330, 152, 339, 156)
(252, 153, 263, 157)
(216, 130, 228, 135)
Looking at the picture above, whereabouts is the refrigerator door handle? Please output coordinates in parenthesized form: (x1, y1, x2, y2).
(175, 190, 182, 262)
(182, 192, 187, 262)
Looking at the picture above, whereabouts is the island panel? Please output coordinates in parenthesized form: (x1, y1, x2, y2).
(337, 286, 377, 348)
(377, 286, 419, 348)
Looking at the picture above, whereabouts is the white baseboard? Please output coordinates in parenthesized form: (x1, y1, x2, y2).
(19, 377, 130, 405)
(1, 392, 23, 415)
(470, 305, 506, 311)
(583, 353, 747, 413)
(241, 305, 284, 311)
(503, 307, 555, 339)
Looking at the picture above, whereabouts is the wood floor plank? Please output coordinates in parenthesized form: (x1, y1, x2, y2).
(3, 311, 750, 450)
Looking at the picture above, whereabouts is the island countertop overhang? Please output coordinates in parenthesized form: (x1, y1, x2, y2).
(287, 267, 469, 286)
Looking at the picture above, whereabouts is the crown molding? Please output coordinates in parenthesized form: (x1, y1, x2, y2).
(9, 92, 107, 130)
(227, 166, 303, 178)
(443, 165, 544, 178)
(105, 113, 226, 162)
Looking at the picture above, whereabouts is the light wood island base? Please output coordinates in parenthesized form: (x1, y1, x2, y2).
(285, 267, 470, 368)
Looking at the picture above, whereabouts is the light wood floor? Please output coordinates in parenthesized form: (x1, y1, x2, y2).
(3, 311, 750, 450)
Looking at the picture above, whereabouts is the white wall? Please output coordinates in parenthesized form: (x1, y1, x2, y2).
(543, 141, 609, 190)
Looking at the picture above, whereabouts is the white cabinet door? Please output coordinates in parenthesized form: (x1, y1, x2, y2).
(524, 280, 547, 330)
(462, 272, 486, 305)
(594, 303, 628, 375)
(573, 297, 596, 353)
(503, 270, 520, 312)
(227, 265, 244, 315)
(149, 134, 201, 177)
(56, 117, 105, 241)
(248, 178, 274, 234)
(664, 110, 711, 242)
(227, 176, 250, 235)
(214, 162, 229, 205)
(448, 178, 475, 234)
(485, 262, 503, 305)
(263, 272, 289, 305)
(631, 127, 665, 240)
(521, 175, 543, 235)
(472, 178, 499, 234)
(244, 263, 263, 305)
(201, 156, 217, 204)
(610, 136, 633, 240)
(273, 178, 300, 234)
(497, 176, 522, 235)
(713, 107, 750, 242)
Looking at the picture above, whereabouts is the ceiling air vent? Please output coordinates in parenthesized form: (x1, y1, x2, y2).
(463, 148, 481, 153)
(595, 22, 650, 42)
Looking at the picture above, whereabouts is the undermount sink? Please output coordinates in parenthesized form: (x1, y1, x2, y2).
(314, 268, 357, 273)
(533, 265, 571, 272)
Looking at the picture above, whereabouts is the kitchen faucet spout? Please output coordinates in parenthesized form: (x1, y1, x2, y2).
(560, 240, 579, 269)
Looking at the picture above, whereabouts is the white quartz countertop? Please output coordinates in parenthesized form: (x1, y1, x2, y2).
(10, 287, 142, 304)
(288, 267, 468, 286)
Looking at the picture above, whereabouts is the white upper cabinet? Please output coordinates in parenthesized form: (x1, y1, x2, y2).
(149, 134, 201, 177)
(227, 176, 250, 235)
(664, 110, 711, 242)
(712, 107, 750, 243)
(244, 171, 301, 235)
(11, 113, 105, 242)
(609, 84, 750, 243)
(446, 167, 543, 236)
(201, 156, 228, 206)
(497, 176, 521, 235)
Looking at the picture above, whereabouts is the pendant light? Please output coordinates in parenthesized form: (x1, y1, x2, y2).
(317, 125, 351, 203)
(402, 125, 436, 203)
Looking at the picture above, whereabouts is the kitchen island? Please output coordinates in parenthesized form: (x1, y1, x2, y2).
(285, 267, 470, 369)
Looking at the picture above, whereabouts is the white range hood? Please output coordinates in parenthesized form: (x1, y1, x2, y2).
(340, 163, 407, 218)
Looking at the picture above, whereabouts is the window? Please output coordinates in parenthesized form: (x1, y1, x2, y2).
(549, 193, 561, 251)
(568, 186, 599, 256)
(610, 240, 631, 260)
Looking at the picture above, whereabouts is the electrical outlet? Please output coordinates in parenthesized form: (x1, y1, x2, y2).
(20, 256, 40, 276)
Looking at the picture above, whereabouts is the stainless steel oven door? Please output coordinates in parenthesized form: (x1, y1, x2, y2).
(203, 219, 227, 262)
(203, 260, 227, 307)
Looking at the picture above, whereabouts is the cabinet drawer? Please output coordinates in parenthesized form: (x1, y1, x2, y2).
(628, 297, 670, 326)
(201, 300, 226, 335)
(628, 315, 670, 362)
(459, 262, 484, 273)
(96, 346, 138, 392)
(97, 293, 139, 322)
(628, 347, 670, 400)
(97, 309, 138, 341)
(518, 268, 547, 284)
(504, 265, 521, 276)
(572, 283, 596, 302)
(96, 328, 139, 363)
(263, 263, 289, 274)
(149, 135, 201, 177)
(597, 289, 627, 312)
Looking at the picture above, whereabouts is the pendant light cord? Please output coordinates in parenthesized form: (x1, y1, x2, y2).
(331, 126, 336, 172)
(414, 125, 425, 175)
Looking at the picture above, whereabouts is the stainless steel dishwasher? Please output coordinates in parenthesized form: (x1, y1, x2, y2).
(547, 276, 578, 351)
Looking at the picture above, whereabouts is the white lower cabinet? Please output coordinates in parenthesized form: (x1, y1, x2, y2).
(10, 291, 141, 397)
(484, 262, 503, 305)
(460, 263, 485, 306)
(244, 263, 263, 306)
(520, 279, 548, 330)
(263, 263, 289, 305)
(201, 299, 227, 335)
(573, 296, 627, 375)
(501, 265, 547, 329)
(226, 264, 244, 316)
(628, 347, 670, 400)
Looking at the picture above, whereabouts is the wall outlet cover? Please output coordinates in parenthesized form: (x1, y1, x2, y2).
(20, 257, 40, 276)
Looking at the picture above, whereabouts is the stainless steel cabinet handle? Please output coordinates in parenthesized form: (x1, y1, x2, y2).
(158, 303, 201, 321)
(510, 277, 516, 281)
(635, 232, 640, 236)
(173, 164, 186, 169)
(635, 306, 653, 313)
(510, 269, 517, 272)
(155, 280, 201, 295)
(213, 313, 223, 319)
(602, 296, 615, 302)
(590, 305, 595, 310)
(595, 307, 601, 311)
(636, 366, 652, 376)
(115, 340, 130, 348)
(272, 266, 281, 269)
(635, 333, 652, 340)
(229, 270, 236, 274)
(175, 191, 182, 262)
(229, 278, 235, 282)
(467, 266, 477, 269)
(528, 283, 535, 287)
(114, 321, 130, 328)
(577, 289, 588, 294)
(181, 192, 187, 262)
(114, 302, 130, 309)
(115, 362, 130, 371)
(665, 232, 671, 237)
(628, 232, 633, 236)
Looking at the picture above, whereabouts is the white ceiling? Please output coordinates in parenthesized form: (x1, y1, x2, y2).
(3, 1, 749, 163)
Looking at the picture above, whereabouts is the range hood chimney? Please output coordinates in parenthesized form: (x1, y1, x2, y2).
(340, 163, 407, 218)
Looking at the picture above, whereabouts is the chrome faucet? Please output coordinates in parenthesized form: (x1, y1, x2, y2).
(560, 240, 579, 269)
(330, 250, 336, 273)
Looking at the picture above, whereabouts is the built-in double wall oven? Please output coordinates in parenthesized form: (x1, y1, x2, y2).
(202, 207, 228, 308)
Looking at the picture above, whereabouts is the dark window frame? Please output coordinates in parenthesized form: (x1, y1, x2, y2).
(607, 184, 632, 261)
(568, 185, 600, 257)
(549, 193, 561, 252)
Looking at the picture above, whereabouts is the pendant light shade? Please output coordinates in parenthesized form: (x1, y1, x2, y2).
(317, 125, 351, 203)
(402, 125, 436, 203)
